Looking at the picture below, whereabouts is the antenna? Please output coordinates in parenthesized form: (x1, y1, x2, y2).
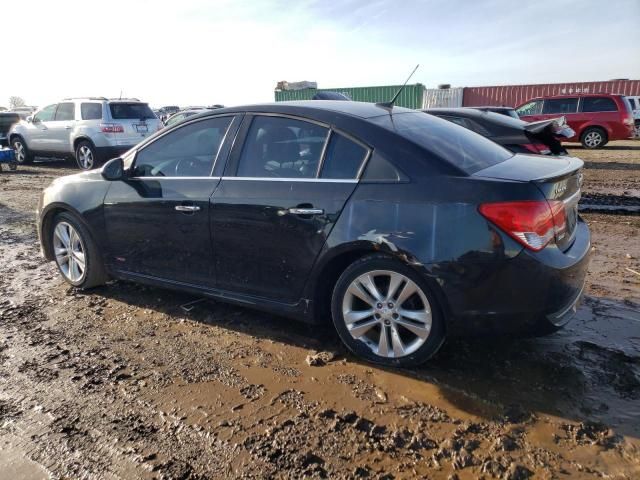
(376, 64, 420, 110)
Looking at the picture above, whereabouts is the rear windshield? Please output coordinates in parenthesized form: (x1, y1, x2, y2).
(370, 112, 512, 174)
(109, 103, 155, 120)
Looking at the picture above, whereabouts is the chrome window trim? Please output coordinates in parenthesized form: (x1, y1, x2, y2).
(130, 176, 222, 181)
(220, 176, 358, 183)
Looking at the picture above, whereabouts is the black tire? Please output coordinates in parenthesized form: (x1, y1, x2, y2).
(75, 140, 98, 170)
(580, 127, 607, 149)
(331, 254, 445, 367)
(11, 137, 34, 164)
(51, 212, 107, 289)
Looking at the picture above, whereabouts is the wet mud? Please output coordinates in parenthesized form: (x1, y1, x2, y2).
(1, 145, 639, 479)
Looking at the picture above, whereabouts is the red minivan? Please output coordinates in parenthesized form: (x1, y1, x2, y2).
(516, 93, 635, 148)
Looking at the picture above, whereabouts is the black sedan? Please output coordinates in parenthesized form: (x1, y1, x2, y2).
(424, 107, 571, 155)
(37, 101, 590, 366)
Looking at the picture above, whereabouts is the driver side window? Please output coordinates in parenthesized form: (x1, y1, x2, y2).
(34, 104, 57, 122)
(516, 100, 543, 116)
(132, 116, 232, 177)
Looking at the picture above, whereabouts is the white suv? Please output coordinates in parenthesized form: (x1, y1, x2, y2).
(9, 97, 161, 169)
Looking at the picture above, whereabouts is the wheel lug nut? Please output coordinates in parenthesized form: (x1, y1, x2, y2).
(388, 302, 394, 308)
(376, 303, 383, 309)
(374, 313, 381, 319)
(392, 313, 399, 319)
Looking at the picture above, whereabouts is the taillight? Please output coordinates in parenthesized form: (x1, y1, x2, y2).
(478, 200, 566, 251)
(100, 123, 124, 133)
(522, 143, 551, 155)
(623, 116, 634, 126)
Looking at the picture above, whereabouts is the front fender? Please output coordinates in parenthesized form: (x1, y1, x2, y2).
(38, 172, 111, 259)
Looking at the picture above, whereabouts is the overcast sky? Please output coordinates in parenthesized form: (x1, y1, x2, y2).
(4, 0, 639, 108)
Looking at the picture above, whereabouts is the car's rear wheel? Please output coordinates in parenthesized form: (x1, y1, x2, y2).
(580, 127, 607, 149)
(331, 254, 445, 367)
(11, 137, 33, 164)
(75, 141, 97, 170)
(51, 212, 107, 289)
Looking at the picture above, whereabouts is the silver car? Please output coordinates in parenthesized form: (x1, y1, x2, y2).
(9, 97, 161, 169)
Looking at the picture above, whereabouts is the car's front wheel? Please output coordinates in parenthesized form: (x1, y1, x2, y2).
(331, 254, 445, 367)
(75, 141, 98, 170)
(11, 137, 33, 164)
(51, 212, 107, 289)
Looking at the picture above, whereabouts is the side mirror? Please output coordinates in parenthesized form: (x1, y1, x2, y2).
(26, 116, 33, 123)
(101, 157, 125, 181)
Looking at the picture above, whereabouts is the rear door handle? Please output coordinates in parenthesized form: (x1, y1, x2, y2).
(175, 205, 200, 212)
(65, 126, 72, 129)
(288, 207, 324, 215)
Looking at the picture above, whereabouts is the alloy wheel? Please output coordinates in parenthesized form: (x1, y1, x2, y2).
(341, 269, 432, 358)
(14, 141, 25, 163)
(78, 145, 94, 169)
(584, 131, 602, 148)
(53, 222, 86, 283)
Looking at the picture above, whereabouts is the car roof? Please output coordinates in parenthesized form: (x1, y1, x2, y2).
(527, 93, 624, 100)
(202, 100, 415, 120)
(472, 106, 515, 111)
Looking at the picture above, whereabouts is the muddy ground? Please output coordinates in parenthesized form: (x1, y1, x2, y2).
(1, 141, 639, 479)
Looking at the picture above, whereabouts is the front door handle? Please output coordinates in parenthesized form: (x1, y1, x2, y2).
(288, 207, 324, 215)
(65, 126, 72, 129)
(175, 205, 200, 212)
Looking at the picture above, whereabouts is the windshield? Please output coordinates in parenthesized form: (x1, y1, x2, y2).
(109, 103, 155, 120)
(370, 112, 513, 174)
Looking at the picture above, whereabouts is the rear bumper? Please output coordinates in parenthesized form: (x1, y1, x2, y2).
(94, 146, 134, 161)
(444, 218, 591, 336)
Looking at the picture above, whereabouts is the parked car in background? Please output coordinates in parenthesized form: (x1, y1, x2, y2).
(164, 108, 212, 127)
(625, 95, 640, 137)
(469, 106, 519, 119)
(312, 91, 352, 101)
(37, 101, 589, 366)
(424, 108, 571, 155)
(516, 93, 634, 148)
(10, 106, 37, 120)
(9, 97, 161, 170)
(0, 112, 20, 147)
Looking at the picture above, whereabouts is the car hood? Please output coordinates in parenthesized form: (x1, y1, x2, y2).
(50, 169, 104, 187)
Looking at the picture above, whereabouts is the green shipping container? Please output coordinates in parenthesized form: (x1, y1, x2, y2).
(274, 84, 424, 109)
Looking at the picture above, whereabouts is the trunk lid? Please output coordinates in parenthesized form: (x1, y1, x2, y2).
(475, 154, 584, 251)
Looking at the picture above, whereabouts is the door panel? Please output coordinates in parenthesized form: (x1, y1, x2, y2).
(211, 179, 357, 303)
(48, 102, 76, 152)
(102, 115, 238, 286)
(104, 178, 219, 286)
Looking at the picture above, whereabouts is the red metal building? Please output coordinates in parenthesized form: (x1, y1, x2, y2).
(462, 80, 640, 107)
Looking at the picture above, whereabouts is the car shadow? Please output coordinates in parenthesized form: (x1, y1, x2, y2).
(87, 281, 640, 439)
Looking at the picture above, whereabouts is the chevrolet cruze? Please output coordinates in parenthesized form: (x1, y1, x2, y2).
(37, 101, 590, 366)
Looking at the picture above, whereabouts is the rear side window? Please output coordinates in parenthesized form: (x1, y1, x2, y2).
(516, 100, 543, 116)
(54, 102, 75, 121)
(371, 112, 512, 174)
(320, 133, 368, 179)
(109, 103, 155, 120)
(581, 97, 618, 112)
(627, 98, 636, 109)
(543, 98, 578, 114)
(237, 116, 328, 178)
(81, 103, 102, 120)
